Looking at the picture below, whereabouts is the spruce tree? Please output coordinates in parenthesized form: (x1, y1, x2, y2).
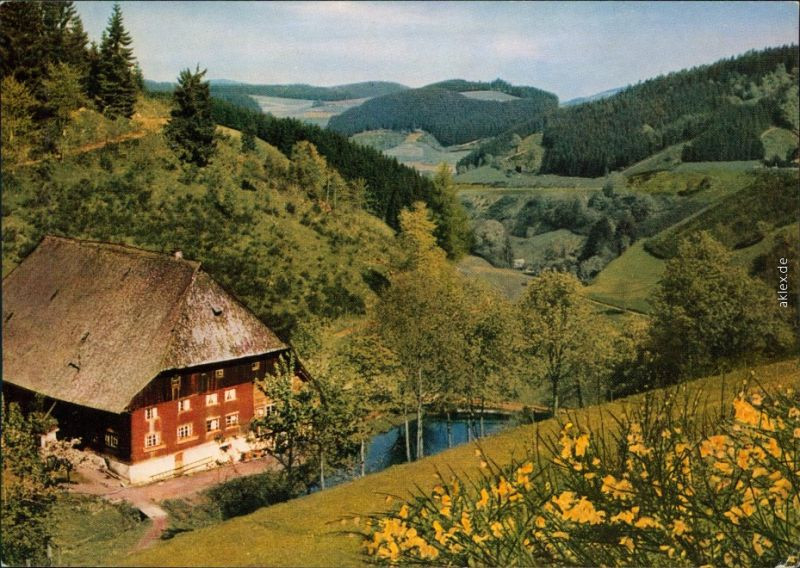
(95, 3, 137, 118)
(165, 66, 217, 166)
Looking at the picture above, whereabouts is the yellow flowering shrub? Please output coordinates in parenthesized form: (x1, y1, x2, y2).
(362, 386, 799, 566)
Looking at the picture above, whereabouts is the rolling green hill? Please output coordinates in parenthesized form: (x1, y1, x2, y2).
(122, 358, 800, 567)
(2, 97, 402, 338)
(458, 45, 798, 178)
(146, 79, 409, 101)
(539, 45, 799, 176)
(327, 85, 558, 146)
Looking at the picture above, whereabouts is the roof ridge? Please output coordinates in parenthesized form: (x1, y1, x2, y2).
(42, 235, 201, 268)
(156, 262, 203, 376)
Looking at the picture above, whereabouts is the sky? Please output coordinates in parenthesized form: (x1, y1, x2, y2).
(76, 1, 799, 101)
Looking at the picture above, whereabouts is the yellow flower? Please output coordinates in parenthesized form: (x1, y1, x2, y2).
(574, 434, 590, 457)
(601, 475, 633, 500)
(752, 534, 772, 556)
(535, 516, 546, 528)
(765, 437, 781, 458)
(634, 516, 661, 529)
(518, 462, 534, 475)
(552, 531, 569, 540)
(490, 521, 503, 538)
(610, 508, 636, 525)
(472, 533, 489, 544)
(619, 536, 635, 553)
(398, 504, 409, 519)
(460, 511, 472, 535)
(672, 519, 689, 536)
(794, 427, 800, 438)
(476, 488, 490, 509)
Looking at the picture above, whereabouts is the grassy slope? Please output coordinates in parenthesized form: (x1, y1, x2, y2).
(51, 494, 150, 566)
(124, 359, 799, 567)
(585, 240, 665, 313)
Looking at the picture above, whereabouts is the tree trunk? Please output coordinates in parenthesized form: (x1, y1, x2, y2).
(416, 400, 424, 460)
(404, 403, 412, 463)
(446, 411, 452, 448)
(416, 368, 424, 459)
(552, 377, 560, 416)
(319, 451, 325, 490)
(360, 438, 366, 477)
(479, 397, 486, 437)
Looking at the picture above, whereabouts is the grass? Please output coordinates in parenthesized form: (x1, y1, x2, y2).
(455, 167, 605, 189)
(250, 95, 368, 128)
(585, 240, 665, 313)
(50, 493, 150, 566)
(123, 359, 799, 567)
(620, 143, 686, 177)
(457, 255, 532, 300)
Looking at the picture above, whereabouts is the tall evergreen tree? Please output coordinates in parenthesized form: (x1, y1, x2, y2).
(95, 3, 137, 118)
(165, 66, 217, 166)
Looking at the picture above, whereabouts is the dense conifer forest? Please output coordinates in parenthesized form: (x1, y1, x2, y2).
(327, 86, 558, 146)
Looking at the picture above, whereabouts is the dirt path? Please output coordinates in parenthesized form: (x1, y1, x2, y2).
(69, 454, 279, 549)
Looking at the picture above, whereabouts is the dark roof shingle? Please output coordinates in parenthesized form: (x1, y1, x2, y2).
(2, 236, 286, 413)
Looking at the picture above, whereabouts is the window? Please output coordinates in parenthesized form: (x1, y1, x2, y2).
(171, 376, 181, 400)
(265, 403, 274, 416)
(145, 407, 157, 420)
(145, 433, 160, 448)
(206, 417, 220, 432)
(225, 413, 239, 428)
(251, 361, 260, 371)
(224, 388, 236, 402)
(105, 430, 119, 448)
(177, 424, 193, 439)
(206, 393, 218, 406)
(215, 369, 224, 379)
(178, 398, 191, 412)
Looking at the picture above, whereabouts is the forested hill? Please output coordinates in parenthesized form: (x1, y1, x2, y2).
(207, 80, 408, 101)
(327, 86, 558, 146)
(423, 78, 558, 101)
(210, 98, 443, 232)
(540, 44, 799, 176)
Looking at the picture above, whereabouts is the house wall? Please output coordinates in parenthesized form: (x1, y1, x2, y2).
(127, 353, 285, 468)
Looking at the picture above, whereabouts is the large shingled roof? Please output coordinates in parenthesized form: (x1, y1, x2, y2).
(2, 236, 287, 413)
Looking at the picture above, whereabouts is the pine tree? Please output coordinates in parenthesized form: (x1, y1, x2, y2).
(95, 3, 137, 118)
(165, 66, 217, 166)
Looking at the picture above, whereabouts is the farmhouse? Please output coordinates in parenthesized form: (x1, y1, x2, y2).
(2, 236, 302, 484)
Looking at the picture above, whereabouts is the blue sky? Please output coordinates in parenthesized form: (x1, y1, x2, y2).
(76, 1, 798, 100)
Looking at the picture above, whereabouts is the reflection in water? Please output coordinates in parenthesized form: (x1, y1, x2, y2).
(310, 414, 510, 491)
(366, 414, 510, 474)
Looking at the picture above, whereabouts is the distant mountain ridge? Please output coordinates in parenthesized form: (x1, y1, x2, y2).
(562, 87, 624, 107)
(145, 79, 408, 101)
(327, 81, 558, 146)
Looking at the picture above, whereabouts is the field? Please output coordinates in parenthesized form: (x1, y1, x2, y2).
(585, 240, 665, 313)
(250, 95, 368, 127)
(351, 130, 473, 173)
(455, 166, 607, 188)
(761, 126, 798, 161)
(51, 494, 150, 566)
(124, 359, 800, 567)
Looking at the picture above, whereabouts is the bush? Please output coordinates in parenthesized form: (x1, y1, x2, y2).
(205, 470, 296, 520)
(362, 384, 800, 566)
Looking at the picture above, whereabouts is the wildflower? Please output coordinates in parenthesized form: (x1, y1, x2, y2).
(752, 534, 772, 556)
(476, 488, 489, 509)
(535, 516, 546, 528)
(601, 475, 633, 500)
(634, 516, 661, 529)
(610, 507, 637, 525)
(472, 533, 489, 545)
(460, 511, 472, 535)
(619, 536, 635, 553)
(574, 434, 590, 457)
(490, 522, 503, 538)
(672, 519, 689, 536)
(518, 462, 534, 475)
(398, 504, 409, 519)
(552, 531, 569, 540)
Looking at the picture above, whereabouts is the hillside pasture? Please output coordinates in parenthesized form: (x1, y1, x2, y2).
(350, 130, 473, 173)
(585, 240, 665, 313)
(125, 359, 800, 567)
(251, 95, 368, 127)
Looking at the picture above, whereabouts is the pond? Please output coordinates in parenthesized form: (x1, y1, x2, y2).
(364, 413, 512, 474)
(312, 413, 513, 491)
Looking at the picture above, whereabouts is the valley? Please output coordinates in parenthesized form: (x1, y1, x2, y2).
(1, 3, 798, 567)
